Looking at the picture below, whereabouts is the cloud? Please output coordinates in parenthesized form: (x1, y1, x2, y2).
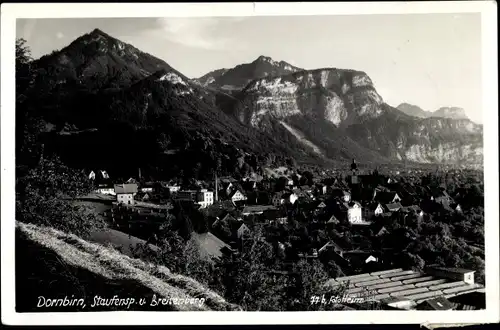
(56, 32, 64, 39)
(155, 17, 245, 50)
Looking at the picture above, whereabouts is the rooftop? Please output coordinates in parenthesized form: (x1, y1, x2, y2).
(114, 183, 138, 194)
(324, 268, 484, 306)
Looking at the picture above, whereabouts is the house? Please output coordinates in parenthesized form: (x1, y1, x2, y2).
(212, 212, 237, 229)
(114, 183, 138, 205)
(384, 202, 403, 213)
(327, 214, 340, 225)
(318, 241, 344, 258)
(372, 224, 389, 237)
(175, 189, 214, 208)
(342, 251, 380, 268)
(228, 189, 247, 203)
(416, 296, 454, 311)
(346, 201, 363, 224)
(425, 266, 476, 285)
(197, 189, 214, 208)
(330, 189, 351, 202)
(126, 177, 137, 184)
(95, 183, 115, 195)
(242, 205, 277, 216)
(88, 171, 96, 180)
(401, 205, 424, 218)
(371, 203, 384, 216)
(167, 184, 181, 193)
(271, 192, 284, 206)
(242, 179, 258, 191)
(140, 182, 154, 193)
(236, 223, 251, 239)
(431, 187, 454, 205)
(373, 191, 402, 204)
(282, 192, 298, 205)
(450, 203, 462, 213)
(316, 184, 327, 195)
(315, 201, 327, 210)
(191, 232, 232, 262)
(175, 190, 198, 202)
(300, 185, 313, 193)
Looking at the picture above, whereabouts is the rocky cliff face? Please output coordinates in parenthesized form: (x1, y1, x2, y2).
(233, 68, 482, 165)
(236, 68, 384, 129)
(191, 68, 228, 87)
(432, 106, 469, 120)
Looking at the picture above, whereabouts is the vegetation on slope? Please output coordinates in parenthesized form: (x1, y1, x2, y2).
(16, 221, 240, 312)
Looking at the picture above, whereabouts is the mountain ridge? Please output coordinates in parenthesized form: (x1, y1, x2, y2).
(194, 55, 303, 93)
(18, 28, 483, 175)
(397, 103, 471, 121)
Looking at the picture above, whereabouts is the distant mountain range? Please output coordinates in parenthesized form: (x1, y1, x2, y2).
(17, 28, 483, 179)
(397, 103, 470, 120)
(192, 55, 302, 93)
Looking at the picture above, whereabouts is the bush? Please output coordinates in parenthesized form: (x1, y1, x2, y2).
(16, 156, 105, 238)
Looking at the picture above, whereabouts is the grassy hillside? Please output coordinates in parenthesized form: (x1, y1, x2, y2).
(16, 221, 241, 312)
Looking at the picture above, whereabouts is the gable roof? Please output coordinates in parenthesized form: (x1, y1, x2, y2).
(191, 232, 230, 261)
(327, 214, 339, 224)
(373, 191, 400, 204)
(228, 189, 245, 199)
(402, 205, 422, 213)
(319, 241, 344, 253)
(242, 205, 277, 214)
(385, 202, 403, 212)
(114, 183, 138, 194)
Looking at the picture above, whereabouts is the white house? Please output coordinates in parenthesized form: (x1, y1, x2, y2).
(347, 201, 363, 224)
(88, 171, 96, 180)
(374, 203, 384, 216)
(343, 191, 351, 203)
(196, 189, 214, 208)
(114, 183, 138, 205)
(95, 185, 115, 195)
(229, 189, 247, 203)
(237, 223, 251, 239)
(282, 192, 298, 205)
(167, 185, 181, 193)
(101, 170, 110, 179)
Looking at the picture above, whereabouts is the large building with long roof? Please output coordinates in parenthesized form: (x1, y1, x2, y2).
(324, 266, 485, 310)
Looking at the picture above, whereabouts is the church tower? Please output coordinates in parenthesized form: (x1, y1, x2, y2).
(350, 159, 359, 185)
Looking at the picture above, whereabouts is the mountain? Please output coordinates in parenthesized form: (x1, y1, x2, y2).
(432, 106, 469, 120)
(194, 55, 302, 92)
(397, 103, 470, 121)
(397, 103, 431, 118)
(34, 28, 187, 90)
(19, 30, 322, 179)
(19, 28, 483, 174)
(231, 69, 483, 165)
(192, 68, 229, 87)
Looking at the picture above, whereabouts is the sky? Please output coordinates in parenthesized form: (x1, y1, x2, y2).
(16, 14, 483, 123)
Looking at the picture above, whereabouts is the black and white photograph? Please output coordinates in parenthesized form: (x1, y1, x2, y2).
(1, 1, 499, 326)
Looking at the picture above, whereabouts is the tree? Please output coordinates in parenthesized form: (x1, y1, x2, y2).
(16, 156, 105, 238)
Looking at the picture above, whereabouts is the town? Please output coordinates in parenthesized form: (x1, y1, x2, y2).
(82, 159, 485, 310)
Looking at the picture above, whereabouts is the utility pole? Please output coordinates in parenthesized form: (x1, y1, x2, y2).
(215, 171, 219, 202)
